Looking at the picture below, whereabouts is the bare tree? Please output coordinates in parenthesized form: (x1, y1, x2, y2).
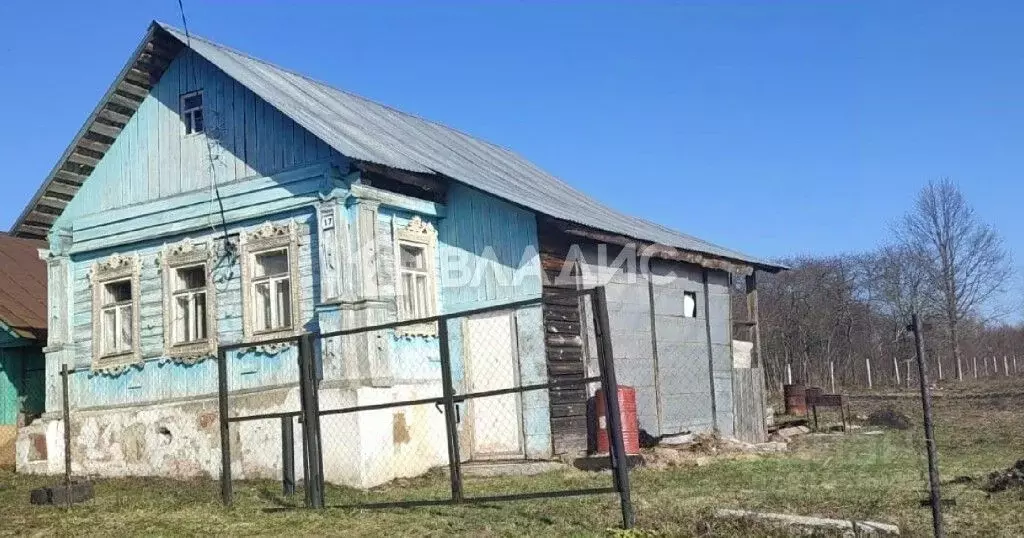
(897, 178, 1011, 371)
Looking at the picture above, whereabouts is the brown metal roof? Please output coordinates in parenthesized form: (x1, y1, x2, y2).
(0, 234, 47, 340)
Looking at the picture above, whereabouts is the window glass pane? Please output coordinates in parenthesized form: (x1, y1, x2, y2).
(119, 305, 133, 350)
(104, 280, 131, 305)
(416, 274, 430, 318)
(255, 250, 288, 278)
(195, 293, 207, 340)
(255, 281, 272, 331)
(400, 245, 424, 270)
(103, 309, 116, 354)
(175, 295, 190, 343)
(276, 279, 292, 328)
(401, 273, 414, 315)
(193, 109, 204, 133)
(183, 93, 202, 110)
(176, 266, 206, 291)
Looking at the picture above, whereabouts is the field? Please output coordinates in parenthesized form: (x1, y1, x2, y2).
(2, 379, 1022, 536)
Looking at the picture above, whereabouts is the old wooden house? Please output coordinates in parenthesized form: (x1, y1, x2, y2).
(13, 22, 783, 485)
(0, 233, 47, 468)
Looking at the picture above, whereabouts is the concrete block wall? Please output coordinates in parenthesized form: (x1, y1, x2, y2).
(577, 248, 736, 438)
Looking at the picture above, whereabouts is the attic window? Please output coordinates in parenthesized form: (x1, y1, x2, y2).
(181, 90, 204, 134)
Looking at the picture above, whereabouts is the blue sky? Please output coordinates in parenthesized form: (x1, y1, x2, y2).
(1, 1, 1022, 270)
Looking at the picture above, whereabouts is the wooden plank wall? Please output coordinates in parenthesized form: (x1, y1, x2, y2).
(539, 230, 588, 455)
(0, 346, 44, 425)
(56, 48, 340, 230)
(732, 367, 767, 443)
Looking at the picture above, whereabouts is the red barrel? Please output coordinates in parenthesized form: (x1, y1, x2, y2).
(594, 386, 641, 455)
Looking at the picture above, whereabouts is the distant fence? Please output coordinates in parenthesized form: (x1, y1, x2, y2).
(771, 353, 1022, 395)
(216, 286, 634, 528)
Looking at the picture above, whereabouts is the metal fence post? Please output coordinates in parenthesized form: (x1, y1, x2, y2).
(297, 333, 324, 508)
(437, 319, 464, 503)
(217, 348, 232, 506)
(911, 313, 944, 538)
(60, 364, 72, 509)
(593, 286, 635, 529)
(282, 416, 296, 496)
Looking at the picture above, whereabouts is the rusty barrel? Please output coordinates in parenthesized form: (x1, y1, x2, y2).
(783, 383, 807, 415)
(594, 386, 641, 455)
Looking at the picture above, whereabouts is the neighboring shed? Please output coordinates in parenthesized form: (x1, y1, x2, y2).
(0, 233, 47, 468)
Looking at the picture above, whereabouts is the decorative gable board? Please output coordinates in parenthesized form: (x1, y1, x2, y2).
(56, 49, 341, 229)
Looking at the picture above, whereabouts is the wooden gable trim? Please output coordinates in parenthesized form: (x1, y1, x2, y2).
(11, 22, 184, 240)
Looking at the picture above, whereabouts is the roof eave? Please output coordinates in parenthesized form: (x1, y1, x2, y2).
(10, 21, 182, 240)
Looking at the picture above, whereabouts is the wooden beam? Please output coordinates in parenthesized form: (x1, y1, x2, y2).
(96, 108, 132, 127)
(745, 272, 762, 369)
(23, 211, 57, 225)
(14, 224, 50, 238)
(543, 216, 755, 275)
(45, 182, 79, 197)
(53, 170, 86, 184)
(354, 161, 446, 193)
(120, 76, 152, 94)
(68, 152, 100, 168)
(88, 121, 122, 138)
(110, 90, 143, 107)
(117, 80, 149, 100)
(38, 196, 69, 210)
(76, 136, 113, 153)
(144, 40, 181, 61)
(137, 52, 171, 71)
(127, 67, 159, 87)
(122, 69, 153, 89)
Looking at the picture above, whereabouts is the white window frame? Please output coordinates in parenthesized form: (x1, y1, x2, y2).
(394, 216, 439, 336)
(180, 90, 204, 135)
(91, 253, 141, 370)
(162, 239, 217, 361)
(240, 221, 302, 342)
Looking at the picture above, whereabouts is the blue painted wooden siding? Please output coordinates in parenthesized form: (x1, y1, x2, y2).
(375, 209, 443, 384)
(437, 183, 543, 312)
(67, 211, 318, 408)
(56, 48, 341, 230)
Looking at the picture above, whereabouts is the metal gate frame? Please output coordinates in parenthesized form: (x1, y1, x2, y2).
(217, 286, 635, 529)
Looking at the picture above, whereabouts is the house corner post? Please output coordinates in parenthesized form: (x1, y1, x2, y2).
(60, 363, 72, 508)
(744, 271, 762, 369)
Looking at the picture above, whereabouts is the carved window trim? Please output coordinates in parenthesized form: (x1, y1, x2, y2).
(240, 221, 302, 343)
(91, 253, 142, 371)
(394, 216, 439, 337)
(161, 239, 218, 362)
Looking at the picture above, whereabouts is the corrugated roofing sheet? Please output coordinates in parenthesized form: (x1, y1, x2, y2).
(0, 234, 47, 340)
(156, 23, 780, 270)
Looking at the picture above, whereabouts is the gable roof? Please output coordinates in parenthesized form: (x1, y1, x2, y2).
(12, 21, 784, 272)
(0, 234, 47, 341)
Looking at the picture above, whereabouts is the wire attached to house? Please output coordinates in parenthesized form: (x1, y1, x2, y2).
(176, 0, 234, 264)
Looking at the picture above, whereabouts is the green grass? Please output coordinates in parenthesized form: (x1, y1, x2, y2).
(2, 386, 1023, 536)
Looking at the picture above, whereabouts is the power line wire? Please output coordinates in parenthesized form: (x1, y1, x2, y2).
(176, 0, 233, 262)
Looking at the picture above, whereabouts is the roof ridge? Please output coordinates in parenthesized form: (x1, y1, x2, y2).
(156, 22, 518, 157)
